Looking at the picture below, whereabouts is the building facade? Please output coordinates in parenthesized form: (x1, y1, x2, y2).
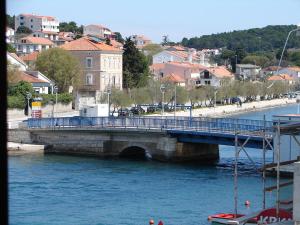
(61, 37, 123, 109)
(83, 24, 112, 39)
(196, 67, 234, 87)
(130, 35, 151, 49)
(15, 14, 59, 32)
(15, 36, 54, 55)
(235, 64, 261, 80)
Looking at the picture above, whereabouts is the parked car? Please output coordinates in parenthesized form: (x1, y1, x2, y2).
(118, 108, 132, 117)
(130, 106, 145, 115)
(231, 97, 241, 104)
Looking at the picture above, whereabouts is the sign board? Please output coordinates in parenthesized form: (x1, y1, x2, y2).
(256, 208, 292, 224)
(31, 98, 42, 118)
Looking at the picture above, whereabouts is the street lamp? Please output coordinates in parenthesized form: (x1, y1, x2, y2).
(275, 26, 300, 75)
(26, 92, 32, 118)
(214, 90, 218, 108)
(268, 26, 300, 89)
(174, 84, 177, 123)
(53, 86, 58, 117)
(160, 84, 166, 117)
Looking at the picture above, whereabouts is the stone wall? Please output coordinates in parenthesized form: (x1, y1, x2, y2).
(7, 103, 73, 119)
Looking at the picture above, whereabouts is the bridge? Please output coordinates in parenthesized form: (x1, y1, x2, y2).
(10, 116, 274, 162)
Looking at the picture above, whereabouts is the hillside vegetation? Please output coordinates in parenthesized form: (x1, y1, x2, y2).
(181, 25, 300, 53)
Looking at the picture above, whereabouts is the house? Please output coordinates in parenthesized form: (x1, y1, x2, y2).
(153, 50, 202, 64)
(235, 64, 261, 80)
(276, 66, 300, 80)
(260, 66, 281, 77)
(267, 74, 295, 85)
(11, 70, 54, 94)
(196, 66, 234, 87)
(7, 52, 28, 71)
(31, 30, 59, 42)
(150, 62, 207, 87)
(60, 37, 123, 109)
(15, 36, 54, 55)
(83, 24, 112, 39)
(56, 32, 75, 46)
(162, 73, 186, 87)
(110, 39, 123, 49)
(130, 35, 151, 49)
(6, 27, 15, 43)
(15, 14, 59, 33)
(20, 51, 39, 69)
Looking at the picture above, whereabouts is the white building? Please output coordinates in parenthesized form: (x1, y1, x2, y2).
(32, 31, 59, 41)
(25, 71, 54, 94)
(15, 14, 59, 32)
(236, 64, 261, 80)
(83, 24, 112, 39)
(196, 66, 234, 87)
(6, 27, 15, 43)
(130, 35, 151, 49)
(15, 36, 54, 55)
(153, 49, 203, 65)
(7, 52, 28, 71)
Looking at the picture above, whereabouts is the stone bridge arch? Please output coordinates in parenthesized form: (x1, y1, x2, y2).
(119, 144, 152, 160)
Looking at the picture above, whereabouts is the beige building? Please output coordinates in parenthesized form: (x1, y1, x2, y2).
(61, 37, 123, 109)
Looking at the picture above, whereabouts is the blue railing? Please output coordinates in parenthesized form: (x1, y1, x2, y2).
(27, 116, 274, 136)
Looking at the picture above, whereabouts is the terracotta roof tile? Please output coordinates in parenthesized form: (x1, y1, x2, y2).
(60, 37, 121, 52)
(164, 73, 185, 83)
(20, 51, 39, 62)
(13, 71, 48, 83)
(8, 52, 27, 66)
(268, 74, 294, 81)
(206, 66, 233, 78)
(21, 36, 54, 45)
(286, 66, 300, 72)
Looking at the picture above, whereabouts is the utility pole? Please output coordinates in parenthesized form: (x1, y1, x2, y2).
(174, 84, 177, 126)
(160, 84, 166, 118)
(26, 92, 32, 118)
(54, 86, 58, 117)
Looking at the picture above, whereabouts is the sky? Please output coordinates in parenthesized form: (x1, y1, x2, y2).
(7, 0, 300, 43)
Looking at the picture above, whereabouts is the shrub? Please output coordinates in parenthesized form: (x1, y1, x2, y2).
(7, 95, 26, 109)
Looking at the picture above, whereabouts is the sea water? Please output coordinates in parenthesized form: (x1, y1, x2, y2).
(9, 104, 297, 225)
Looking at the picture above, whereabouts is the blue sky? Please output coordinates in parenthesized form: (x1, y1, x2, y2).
(7, 0, 300, 43)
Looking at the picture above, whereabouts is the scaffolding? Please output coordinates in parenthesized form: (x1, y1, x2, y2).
(231, 116, 300, 223)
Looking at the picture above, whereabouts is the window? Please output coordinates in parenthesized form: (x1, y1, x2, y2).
(204, 71, 210, 79)
(20, 22, 24, 26)
(205, 80, 211, 85)
(112, 76, 116, 87)
(31, 25, 33, 28)
(20, 16, 24, 20)
(86, 57, 93, 68)
(30, 19, 33, 22)
(86, 74, 93, 85)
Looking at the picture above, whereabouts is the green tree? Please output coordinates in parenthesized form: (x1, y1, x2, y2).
(6, 14, 15, 28)
(114, 32, 124, 44)
(241, 55, 269, 67)
(130, 87, 151, 105)
(7, 43, 16, 53)
(105, 38, 111, 45)
(288, 51, 300, 66)
(8, 81, 34, 96)
(123, 38, 150, 89)
(111, 88, 132, 110)
(16, 26, 32, 34)
(7, 61, 21, 84)
(35, 48, 82, 92)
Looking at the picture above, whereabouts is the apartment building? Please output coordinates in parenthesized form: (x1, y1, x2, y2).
(15, 13, 59, 32)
